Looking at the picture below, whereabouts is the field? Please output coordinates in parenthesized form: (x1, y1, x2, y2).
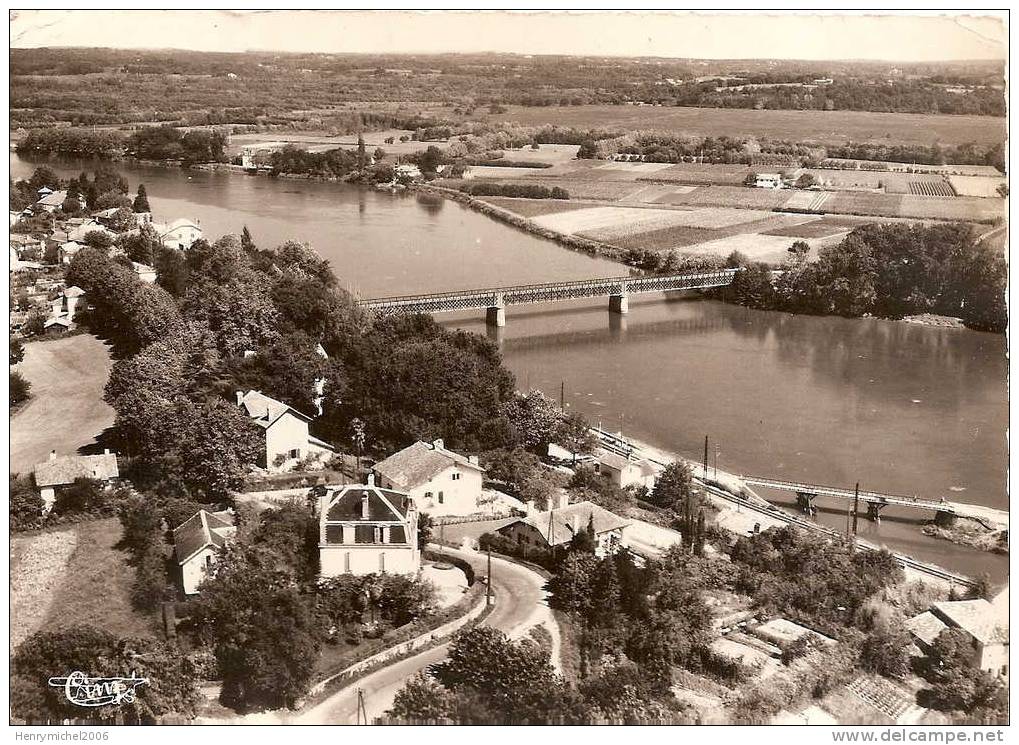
(949, 175, 1008, 198)
(498, 105, 1006, 146)
(10, 334, 115, 473)
(10, 527, 79, 653)
(41, 518, 160, 640)
(482, 197, 596, 218)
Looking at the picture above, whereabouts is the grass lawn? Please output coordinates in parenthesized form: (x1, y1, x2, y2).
(11, 527, 79, 653)
(10, 333, 115, 473)
(41, 518, 161, 640)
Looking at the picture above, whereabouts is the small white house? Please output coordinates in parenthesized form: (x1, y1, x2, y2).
(594, 450, 659, 490)
(151, 218, 203, 250)
(907, 599, 1009, 678)
(33, 449, 120, 509)
(372, 439, 485, 518)
(173, 509, 237, 595)
(318, 474, 420, 577)
(754, 173, 784, 189)
(498, 500, 629, 558)
(236, 389, 335, 472)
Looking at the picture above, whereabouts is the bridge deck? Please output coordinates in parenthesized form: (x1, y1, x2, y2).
(357, 270, 738, 313)
(742, 476, 978, 514)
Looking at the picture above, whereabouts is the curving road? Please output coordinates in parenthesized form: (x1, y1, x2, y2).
(294, 547, 559, 725)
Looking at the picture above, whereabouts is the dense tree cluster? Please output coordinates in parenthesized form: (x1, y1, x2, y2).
(267, 145, 362, 177)
(460, 183, 569, 199)
(731, 526, 902, 636)
(917, 628, 1008, 723)
(16, 127, 126, 158)
(11, 625, 199, 723)
(723, 224, 1007, 333)
(127, 125, 229, 164)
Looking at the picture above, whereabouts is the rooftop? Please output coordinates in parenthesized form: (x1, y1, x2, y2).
(173, 509, 236, 565)
(931, 599, 1009, 645)
(34, 451, 119, 488)
(238, 389, 312, 429)
(597, 449, 657, 475)
(502, 500, 629, 547)
(321, 479, 414, 523)
(373, 439, 483, 491)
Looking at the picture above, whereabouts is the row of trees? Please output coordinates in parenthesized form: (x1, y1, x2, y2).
(127, 125, 229, 164)
(722, 223, 1007, 333)
(460, 183, 569, 200)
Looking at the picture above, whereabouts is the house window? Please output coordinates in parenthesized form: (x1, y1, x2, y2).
(373, 526, 382, 544)
(425, 491, 433, 501)
(379, 552, 386, 573)
(205, 555, 213, 567)
(289, 448, 301, 459)
(438, 492, 444, 504)
(452, 472, 461, 481)
(344, 552, 350, 573)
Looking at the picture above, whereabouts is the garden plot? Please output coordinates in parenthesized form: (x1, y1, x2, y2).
(898, 194, 1003, 221)
(532, 206, 700, 236)
(665, 185, 792, 210)
(469, 165, 552, 179)
(595, 161, 677, 174)
(763, 217, 859, 239)
(948, 175, 1007, 198)
(784, 190, 831, 211)
(605, 213, 818, 252)
(676, 231, 838, 263)
(482, 197, 596, 219)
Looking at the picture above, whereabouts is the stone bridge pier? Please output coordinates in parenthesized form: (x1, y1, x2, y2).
(609, 283, 629, 315)
(486, 292, 506, 327)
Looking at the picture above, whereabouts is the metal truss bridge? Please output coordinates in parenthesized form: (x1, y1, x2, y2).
(356, 269, 739, 326)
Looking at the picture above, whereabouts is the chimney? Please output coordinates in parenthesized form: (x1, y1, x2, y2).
(48, 450, 57, 461)
(235, 390, 245, 406)
(432, 438, 444, 450)
(468, 455, 479, 466)
(556, 491, 570, 510)
(366, 472, 376, 487)
(103, 448, 110, 456)
(361, 492, 370, 519)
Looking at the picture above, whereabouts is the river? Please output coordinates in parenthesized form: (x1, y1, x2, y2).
(12, 154, 1009, 582)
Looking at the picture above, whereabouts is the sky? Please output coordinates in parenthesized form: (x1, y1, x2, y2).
(8, 10, 1008, 62)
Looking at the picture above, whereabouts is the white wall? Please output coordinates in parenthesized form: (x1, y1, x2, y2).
(320, 544, 419, 576)
(181, 547, 217, 595)
(380, 465, 483, 518)
(264, 413, 311, 472)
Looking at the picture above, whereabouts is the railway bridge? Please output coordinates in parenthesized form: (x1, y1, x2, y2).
(356, 269, 739, 326)
(741, 475, 998, 528)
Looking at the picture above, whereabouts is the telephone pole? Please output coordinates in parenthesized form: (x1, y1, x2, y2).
(703, 435, 709, 479)
(852, 482, 860, 537)
(486, 549, 493, 606)
(560, 380, 565, 410)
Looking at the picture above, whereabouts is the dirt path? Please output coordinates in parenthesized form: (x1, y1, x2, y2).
(10, 334, 115, 473)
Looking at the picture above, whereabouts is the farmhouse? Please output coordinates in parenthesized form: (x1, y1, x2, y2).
(33, 449, 120, 508)
(593, 450, 659, 490)
(318, 475, 420, 577)
(174, 509, 237, 595)
(372, 439, 485, 517)
(498, 500, 629, 557)
(907, 599, 1009, 677)
(236, 389, 335, 472)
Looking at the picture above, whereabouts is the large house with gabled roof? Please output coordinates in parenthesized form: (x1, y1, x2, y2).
(33, 449, 120, 509)
(236, 389, 335, 472)
(318, 475, 420, 577)
(173, 509, 237, 594)
(372, 438, 484, 517)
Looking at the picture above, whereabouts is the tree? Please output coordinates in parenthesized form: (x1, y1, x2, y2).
(556, 412, 596, 464)
(577, 140, 598, 159)
(500, 389, 563, 453)
(133, 183, 150, 213)
(10, 474, 44, 530)
(650, 461, 693, 510)
(389, 673, 455, 720)
(12, 625, 199, 722)
(11, 370, 32, 407)
(545, 552, 596, 616)
(860, 624, 910, 679)
(788, 240, 811, 260)
(240, 225, 256, 252)
(194, 547, 320, 711)
(83, 230, 115, 250)
(418, 512, 434, 549)
(96, 190, 133, 211)
(10, 335, 25, 365)
(373, 147, 386, 162)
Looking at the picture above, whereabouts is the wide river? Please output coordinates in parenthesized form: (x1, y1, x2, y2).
(12, 154, 1009, 581)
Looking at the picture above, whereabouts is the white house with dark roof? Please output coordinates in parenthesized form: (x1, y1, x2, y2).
(236, 389, 335, 472)
(907, 598, 1009, 677)
(33, 449, 119, 508)
(173, 509, 237, 594)
(498, 500, 629, 558)
(372, 438, 485, 517)
(318, 474, 420, 577)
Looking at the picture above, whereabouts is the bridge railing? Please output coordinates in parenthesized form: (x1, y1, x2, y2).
(357, 269, 739, 311)
(741, 476, 950, 510)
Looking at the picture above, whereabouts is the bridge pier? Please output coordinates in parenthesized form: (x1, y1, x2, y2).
(486, 293, 506, 327)
(609, 293, 629, 315)
(795, 492, 816, 516)
(866, 502, 886, 523)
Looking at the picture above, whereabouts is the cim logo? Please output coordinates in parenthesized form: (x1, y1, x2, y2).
(47, 671, 149, 707)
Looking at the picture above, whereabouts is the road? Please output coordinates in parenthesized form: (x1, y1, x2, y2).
(10, 334, 115, 473)
(294, 547, 558, 724)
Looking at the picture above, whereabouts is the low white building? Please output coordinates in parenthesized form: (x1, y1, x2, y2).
(497, 500, 630, 558)
(33, 449, 120, 509)
(594, 450, 659, 490)
(236, 389, 335, 472)
(372, 439, 485, 518)
(173, 509, 236, 595)
(754, 173, 784, 189)
(151, 218, 203, 250)
(318, 475, 420, 577)
(907, 598, 1009, 678)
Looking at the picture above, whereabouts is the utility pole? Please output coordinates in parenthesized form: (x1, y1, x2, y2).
(486, 548, 493, 606)
(852, 482, 860, 537)
(714, 444, 719, 480)
(560, 380, 565, 410)
(703, 435, 709, 479)
(356, 688, 367, 725)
